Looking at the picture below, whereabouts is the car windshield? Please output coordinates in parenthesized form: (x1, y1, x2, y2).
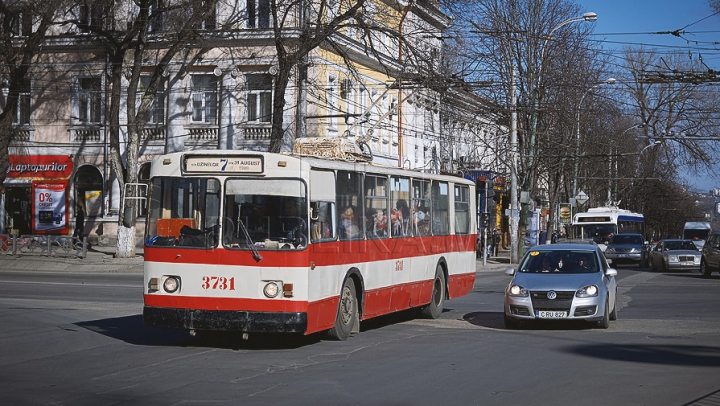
(610, 234, 642, 245)
(665, 240, 698, 251)
(519, 250, 599, 274)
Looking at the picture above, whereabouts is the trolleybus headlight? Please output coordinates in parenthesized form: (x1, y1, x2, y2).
(163, 276, 180, 293)
(264, 282, 280, 298)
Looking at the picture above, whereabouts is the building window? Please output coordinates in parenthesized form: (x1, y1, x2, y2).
(327, 75, 337, 129)
(190, 74, 217, 124)
(9, 10, 32, 36)
(195, 1, 216, 30)
(8, 79, 32, 126)
(248, 0, 271, 28)
(78, 1, 105, 32)
(139, 76, 165, 124)
(75, 77, 102, 124)
(149, 0, 165, 32)
(246, 74, 272, 123)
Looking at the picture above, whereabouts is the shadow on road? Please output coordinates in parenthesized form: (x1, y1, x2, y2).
(564, 342, 720, 367)
(75, 315, 322, 350)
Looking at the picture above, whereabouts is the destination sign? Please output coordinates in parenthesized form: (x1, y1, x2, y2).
(184, 155, 264, 174)
(577, 217, 611, 222)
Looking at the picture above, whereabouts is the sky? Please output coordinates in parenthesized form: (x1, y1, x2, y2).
(575, 0, 720, 193)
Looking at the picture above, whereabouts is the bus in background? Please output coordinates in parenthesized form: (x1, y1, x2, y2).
(142, 150, 477, 341)
(571, 206, 645, 251)
(683, 222, 712, 249)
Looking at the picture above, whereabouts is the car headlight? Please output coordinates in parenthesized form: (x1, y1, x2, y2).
(630, 248, 641, 253)
(695, 256, 701, 264)
(508, 285, 529, 297)
(606, 248, 616, 254)
(668, 255, 679, 263)
(576, 285, 598, 298)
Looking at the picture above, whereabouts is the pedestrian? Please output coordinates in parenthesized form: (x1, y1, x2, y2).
(493, 229, 500, 256)
(73, 203, 85, 242)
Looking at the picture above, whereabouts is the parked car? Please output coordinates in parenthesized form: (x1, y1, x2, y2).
(503, 243, 618, 329)
(649, 239, 701, 272)
(700, 231, 720, 278)
(604, 233, 648, 266)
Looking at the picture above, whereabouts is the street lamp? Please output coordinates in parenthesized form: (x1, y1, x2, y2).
(572, 77, 616, 198)
(528, 12, 598, 193)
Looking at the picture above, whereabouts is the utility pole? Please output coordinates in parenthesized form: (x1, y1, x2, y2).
(510, 67, 519, 264)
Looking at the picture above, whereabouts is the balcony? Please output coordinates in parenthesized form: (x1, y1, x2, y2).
(139, 126, 166, 142)
(70, 127, 102, 143)
(186, 126, 218, 147)
(236, 125, 272, 150)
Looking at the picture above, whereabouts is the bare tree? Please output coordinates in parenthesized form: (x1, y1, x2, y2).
(62, 0, 219, 257)
(0, 0, 67, 184)
(621, 48, 720, 193)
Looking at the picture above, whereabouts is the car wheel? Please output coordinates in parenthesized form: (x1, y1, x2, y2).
(504, 314, 520, 329)
(420, 265, 445, 319)
(327, 277, 358, 341)
(662, 260, 669, 273)
(596, 298, 610, 329)
(650, 258, 657, 272)
(701, 260, 713, 279)
(609, 295, 618, 321)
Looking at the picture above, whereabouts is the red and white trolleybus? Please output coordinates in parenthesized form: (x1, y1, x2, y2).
(142, 150, 477, 340)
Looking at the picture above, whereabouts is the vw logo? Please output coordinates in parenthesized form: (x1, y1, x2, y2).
(546, 291, 557, 300)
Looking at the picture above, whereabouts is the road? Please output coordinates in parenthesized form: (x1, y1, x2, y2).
(0, 263, 719, 406)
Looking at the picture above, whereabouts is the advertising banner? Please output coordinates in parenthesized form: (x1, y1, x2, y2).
(7, 155, 73, 180)
(559, 203, 572, 224)
(32, 181, 69, 234)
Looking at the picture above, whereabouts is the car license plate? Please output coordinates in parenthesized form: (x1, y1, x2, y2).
(681, 261, 694, 266)
(618, 254, 629, 258)
(537, 311, 567, 319)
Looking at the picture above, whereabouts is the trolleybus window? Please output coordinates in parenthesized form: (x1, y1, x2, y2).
(146, 177, 220, 247)
(391, 176, 411, 237)
(365, 175, 388, 238)
(221, 178, 308, 250)
(337, 170, 362, 241)
(455, 184, 470, 235)
(432, 181, 449, 235)
(412, 179, 431, 236)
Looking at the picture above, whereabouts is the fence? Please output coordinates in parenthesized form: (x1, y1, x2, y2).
(0, 235, 88, 259)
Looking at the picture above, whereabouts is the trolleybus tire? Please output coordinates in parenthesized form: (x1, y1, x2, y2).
(420, 265, 445, 319)
(327, 277, 358, 341)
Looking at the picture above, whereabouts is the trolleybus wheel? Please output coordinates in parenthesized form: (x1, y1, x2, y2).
(327, 277, 358, 341)
(420, 265, 445, 319)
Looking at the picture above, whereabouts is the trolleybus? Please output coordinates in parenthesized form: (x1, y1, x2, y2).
(571, 206, 645, 250)
(142, 150, 477, 340)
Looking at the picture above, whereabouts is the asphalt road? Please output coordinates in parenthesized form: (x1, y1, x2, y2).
(0, 262, 719, 406)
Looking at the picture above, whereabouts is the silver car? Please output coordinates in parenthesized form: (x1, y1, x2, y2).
(504, 243, 618, 329)
(649, 239, 701, 272)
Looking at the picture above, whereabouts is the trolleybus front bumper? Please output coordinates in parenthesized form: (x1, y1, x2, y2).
(143, 306, 308, 333)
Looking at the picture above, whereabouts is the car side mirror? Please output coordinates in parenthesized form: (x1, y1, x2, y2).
(504, 267, 516, 276)
(605, 268, 618, 277)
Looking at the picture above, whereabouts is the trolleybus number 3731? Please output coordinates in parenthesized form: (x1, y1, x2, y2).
(201, 276, 236, 291)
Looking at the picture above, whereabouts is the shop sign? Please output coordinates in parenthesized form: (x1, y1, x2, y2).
(32, 180, 69, 235)
(7, 155, 74, 180)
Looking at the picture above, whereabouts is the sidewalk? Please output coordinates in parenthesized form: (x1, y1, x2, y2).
(0, 246, 144, 273)
(0, 245, 511, 274)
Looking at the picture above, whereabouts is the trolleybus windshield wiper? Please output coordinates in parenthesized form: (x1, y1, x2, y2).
(238, 218, 262, 262)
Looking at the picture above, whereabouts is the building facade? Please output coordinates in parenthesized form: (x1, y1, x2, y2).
(0, 0, 504, 245)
